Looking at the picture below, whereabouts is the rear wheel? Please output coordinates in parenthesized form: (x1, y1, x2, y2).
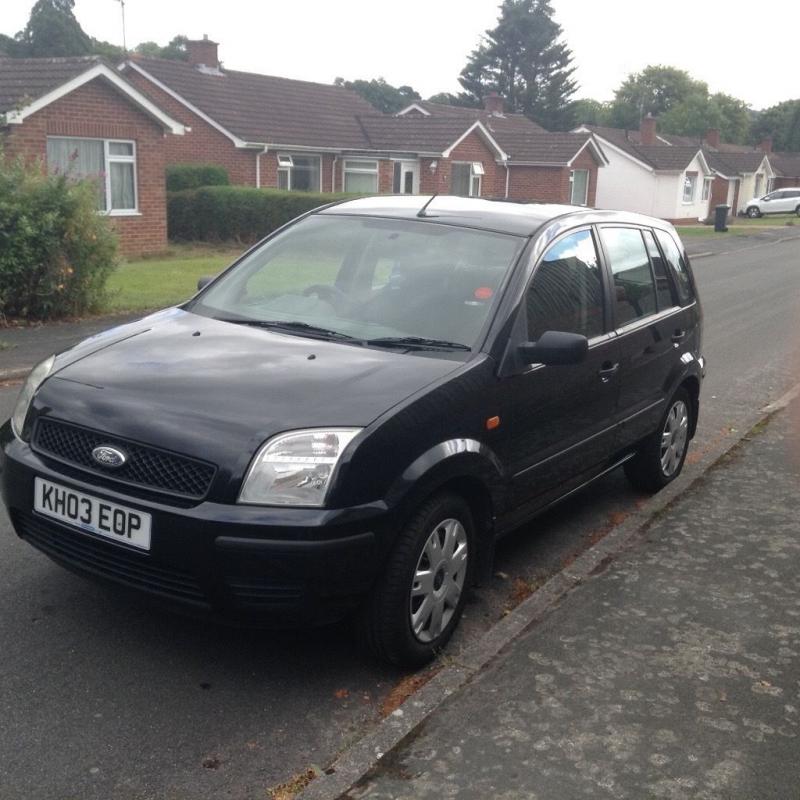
(747, 206, 761, 218)
(795, 205, 800, 217)
(624, 388, 692, 493)
(358, 492, 474, 666)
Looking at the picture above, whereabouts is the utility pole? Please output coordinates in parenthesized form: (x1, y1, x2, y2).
(115, 0, 127, 52)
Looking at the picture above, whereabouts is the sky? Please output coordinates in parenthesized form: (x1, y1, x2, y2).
(4, 0, 799, 110)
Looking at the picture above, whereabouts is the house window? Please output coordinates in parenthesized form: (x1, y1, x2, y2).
(276, 154, 321, 192)
(569, 169, 589, 205)
(682, 173, 697, 204)
(754, 174, 764, 196)
(343, 160, 379, 193)
(451, 162, 483, 197)
(701, 178, 712, 202)
(47, 136, 137, 213)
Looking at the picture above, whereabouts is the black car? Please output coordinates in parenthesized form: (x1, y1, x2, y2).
(1, 196, 704, 666)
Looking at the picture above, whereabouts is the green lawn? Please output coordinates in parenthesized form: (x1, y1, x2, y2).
(105, 243, 244, 312)
(676, 213, 797, 238)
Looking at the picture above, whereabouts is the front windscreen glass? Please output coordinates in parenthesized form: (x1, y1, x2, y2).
(189, 215, 524, 350)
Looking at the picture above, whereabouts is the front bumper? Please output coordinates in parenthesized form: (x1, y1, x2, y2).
(1, 425, 391, 626)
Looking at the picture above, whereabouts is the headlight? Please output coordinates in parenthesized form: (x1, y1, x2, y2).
(11, 355, 55, 441)
(238, 428, 361, 507)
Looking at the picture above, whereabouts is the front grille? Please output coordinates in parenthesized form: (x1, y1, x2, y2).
(12, 510, 207, 604)
(33, 418, 216, 501)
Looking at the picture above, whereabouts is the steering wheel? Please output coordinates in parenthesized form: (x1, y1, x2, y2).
(302, 283, 350, 309)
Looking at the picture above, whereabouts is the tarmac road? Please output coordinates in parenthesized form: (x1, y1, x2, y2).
(0, 234, 798, 799)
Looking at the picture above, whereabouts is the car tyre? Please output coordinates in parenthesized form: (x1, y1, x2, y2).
(796, 205, 800, 217)
(357, 492, 475, 667)
(747, 206, 761, 218)
(624, 387, 692, 494)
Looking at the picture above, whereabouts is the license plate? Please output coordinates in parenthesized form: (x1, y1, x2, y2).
(33, 478, 152, 551)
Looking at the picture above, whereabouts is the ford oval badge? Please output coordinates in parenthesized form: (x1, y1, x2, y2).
(91, 445, 128, 469)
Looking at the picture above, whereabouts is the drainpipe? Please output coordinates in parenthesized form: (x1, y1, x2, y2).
(256, 146, 268, 188)
(332, 156, 338, 193)
(505, 162, 510, 199)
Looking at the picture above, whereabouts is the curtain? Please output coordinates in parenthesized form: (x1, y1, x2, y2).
(571, 170, 588, 205)
(344, 171, 378, 193)
(46, 137, 105, 209)
(110, 162, 135, 210)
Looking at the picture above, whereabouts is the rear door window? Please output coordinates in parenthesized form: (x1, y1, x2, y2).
(642, 230, 677, 310)
(599, 227, 657, 327)
(654, 230, 695, 305)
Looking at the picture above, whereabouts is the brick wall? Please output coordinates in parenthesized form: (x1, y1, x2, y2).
(124, 66, 259, 186)
(3, 76, 169, 255)
(507, 148, 600, 205)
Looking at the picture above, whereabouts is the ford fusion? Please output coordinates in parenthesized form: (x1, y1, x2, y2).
(1, 196, 704, 666)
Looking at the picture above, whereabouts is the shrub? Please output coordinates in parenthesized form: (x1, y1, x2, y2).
(0, 153, 118, 320)
(166, 163, 230, 192)
(167, 186, 359, 242)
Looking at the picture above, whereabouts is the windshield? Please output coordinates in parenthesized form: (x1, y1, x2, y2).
(189, 215, 525, 350)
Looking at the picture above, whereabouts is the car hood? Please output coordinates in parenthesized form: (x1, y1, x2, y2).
(33, 308, 461, 477)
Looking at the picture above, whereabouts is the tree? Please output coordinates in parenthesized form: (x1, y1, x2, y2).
(750, 99, 800, 152)
(660, 93, 722, 139)
(333, 77, 420, 114)
(17, 0, 92, 57)
(457, 0, 577, 130)
(426, 92, 479, 108)
(710, 93, 751, 144)
(134, 35, 189, 61)
(608, 65, 705, 129)
(568, 97, 610, 127)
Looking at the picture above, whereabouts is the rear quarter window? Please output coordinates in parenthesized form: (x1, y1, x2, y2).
(654, 230, 695, 305)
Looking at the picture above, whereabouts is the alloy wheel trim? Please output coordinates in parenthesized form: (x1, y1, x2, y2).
(409, 518, 468, 644)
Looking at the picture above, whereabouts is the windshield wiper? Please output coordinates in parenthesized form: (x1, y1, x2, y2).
(366, 336, 471, 352)
(216, 318, 362, 343)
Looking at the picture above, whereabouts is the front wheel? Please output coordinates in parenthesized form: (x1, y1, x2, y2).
(747, 206, 761, 218)
(357, 492, 474, 666)
(795, 205, 800, 217)
(625, 388, 692, 493)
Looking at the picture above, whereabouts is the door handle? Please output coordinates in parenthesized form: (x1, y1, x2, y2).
(598, 362, 619, 381)
(671, 329, 687, 344)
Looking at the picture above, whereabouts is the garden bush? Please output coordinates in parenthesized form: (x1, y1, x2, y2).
(165, 163, 230, 192)
(167, 186, 358, 243)
(0, 153, 118, 320)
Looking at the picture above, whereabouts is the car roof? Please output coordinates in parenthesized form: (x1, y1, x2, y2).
(318, 195, 676, 237)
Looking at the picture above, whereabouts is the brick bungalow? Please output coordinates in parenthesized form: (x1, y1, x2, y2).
(121, 38, 606, 205)
(0, 56, 185, 254)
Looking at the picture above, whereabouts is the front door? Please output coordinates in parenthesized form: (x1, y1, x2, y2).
(503, 228, 622, 513)
(393, 160, 419, 194)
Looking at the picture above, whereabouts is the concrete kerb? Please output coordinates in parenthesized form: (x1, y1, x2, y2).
(298, 379, 800, 800)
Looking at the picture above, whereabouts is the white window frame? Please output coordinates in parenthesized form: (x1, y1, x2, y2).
(569, 169, 589, 206)
(682, 174, 697, 204)
(452, 162, 484, 197)
(701, 178, 712, 202)
(46, 135, 139, 216)
(276, 153, 322, 192)
(105, 139, 138, 216)
(343, 159, 379, 193)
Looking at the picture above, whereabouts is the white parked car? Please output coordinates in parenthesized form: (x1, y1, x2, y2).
(744, 188, 800, 218)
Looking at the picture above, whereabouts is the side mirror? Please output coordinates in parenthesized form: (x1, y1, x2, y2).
(518, 331, 588, 366)
(197, 276, 214, 291)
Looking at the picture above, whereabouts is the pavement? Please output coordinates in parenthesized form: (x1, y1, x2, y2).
(340, 399, 800, 800)
(683, 224, 800, 260)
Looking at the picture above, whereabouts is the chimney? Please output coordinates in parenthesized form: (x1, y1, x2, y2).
(759, 136, 773, 154)
(704, 128, 721, 149)
(186, 35, 219, 69)
(639, 114, 657, 146)
(483, 92, 504, 116)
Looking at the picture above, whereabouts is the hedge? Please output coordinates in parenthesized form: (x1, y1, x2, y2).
(167, 186, 359, 242)
(0, 153, 117, 320)
(166, 163, 230, 192)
